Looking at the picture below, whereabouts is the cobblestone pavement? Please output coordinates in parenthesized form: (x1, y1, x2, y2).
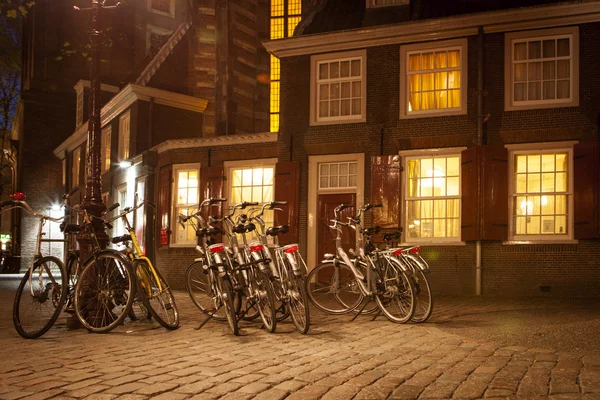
(1, 278, 600, 400)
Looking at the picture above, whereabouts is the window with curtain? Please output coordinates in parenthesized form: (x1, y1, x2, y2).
(229, 165, 275, 228)
(405, 155, 460, 241)
(407, 48, 461, 114)
(511, 149, 571, 239)
(101, 125, 111, 173)
(270, 0, 301, 132)
(173, 166, 199, 246)
(316, 56, 364, 122)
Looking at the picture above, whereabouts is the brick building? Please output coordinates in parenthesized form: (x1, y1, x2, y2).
(264, 0, 600, 297)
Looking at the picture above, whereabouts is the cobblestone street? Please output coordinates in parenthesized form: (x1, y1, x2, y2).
(1, 278, 600, 400)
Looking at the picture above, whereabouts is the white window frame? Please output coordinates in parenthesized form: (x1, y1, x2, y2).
(310, 49, 367, 126)
(317, 161, 358, 191)
(76, 88, 84, 128)
(504, 26, 579, 111)
(171, 163, 200, 247)
(101, 125, 111, 173)
(71, 147, 81, 187)
(224, 158, 277, 209)
(400, 38, 468, 119)
(506, 141, 576, 243)
(367, 0, 409, 8)
(118, 111, 131, 162)
(399, 147, 466, 245)
(147, 0, 174, 17)
(146, 25, 173, 55)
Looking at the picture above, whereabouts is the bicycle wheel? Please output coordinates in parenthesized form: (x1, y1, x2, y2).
(136, 261, 179, 330)
(186, 261, 227, 321)
(271, 276, 290, 322)
(129, 296, 152, 321)
(216, 274, 239, 336)
(306, 261, 363, 315)
(406, 257, 433, 323)
(374, 258, 415, 324)
(287, 274, 310, 334)
(13, 256, 67, 339)
(74, 252, 135, 333)
(249, 268, 277, 333)
(64, 252, 80, 313)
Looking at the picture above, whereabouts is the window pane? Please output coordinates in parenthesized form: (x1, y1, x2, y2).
(527, 155, 540, 172)
(541, 195, 554, 215)
(528, 216, 541, 234)
(555, 216, 567, 234)
(543, 81, 556, 100)
(264, 168, 274, 185)
(253, 168, 263, 186)
(543, 61, 555, 79)
(556, 172, 567, 191)
(557, 80, 570, 99)
(420, 159, 432, 177)
(319, 63, 328, 80)
(541, 173, 554, 192)
(232, 169, 242, 186)
(528, 41, 541, 59)
(420, 179, 432, 197)
(557, 38, 570, 57)
(543, 39, 555, 58)
(434, 52, 447, 68)
(527, 173, 540, 193)
(422, 52, 434, 69)
(528, 62, 541, 80)
(447, 157, 459, 176)
(447, 50, 460, 67)
(351, 60, 361, 77)
(516, 174, 527, 193)
(340, 61, 350, 78)
(557, 60, 570, 79)
(447, 177, 459, 196)
(330, 62, 339, 79)
(231, 187, 242, 204)
(514, 42, 527, 61)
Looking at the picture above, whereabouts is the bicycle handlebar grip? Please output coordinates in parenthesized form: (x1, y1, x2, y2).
(210, 198, 227, 203)
(373, 203, 383, 208)
(105, 222, 113, 230)
(106, 203, 119, 213)
(272, 201, 287, 206)
(241, 201, 259, 208)
(336, 204, 349, 212)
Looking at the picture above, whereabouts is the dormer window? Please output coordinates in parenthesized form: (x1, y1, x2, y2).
(367, 0, 409, 8)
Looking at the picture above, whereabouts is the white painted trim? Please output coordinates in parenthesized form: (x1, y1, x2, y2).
(54, 84, 209, 158)
(310, 50, 367, 126)
(73, 79, 120, 94)
(399, 38, 468, 119)
(401, 149, 464, 244)
(503, 239, 578, 245)
(307, 153, 365, 272)
(171, 163, 201, 247)
(506, 142, 575, 242)
(147, 0, 175, 18)
(152, 132, 278, 154)
(264, 2, 600, 58)
(504, 26, 579, 111)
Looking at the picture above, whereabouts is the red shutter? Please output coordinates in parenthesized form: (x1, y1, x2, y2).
(200, 166, 225, 241)
(158, 165, 172, 247)
(481, 146, 508, 240)
(574, 140, 599, 239)
(370, 155, 401, 228)
(461, 146, 509, 241)
(274, 162, 300, 245)
(461, 147, 480, 241)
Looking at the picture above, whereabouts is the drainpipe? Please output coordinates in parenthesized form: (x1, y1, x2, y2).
(476, 26, 484, 296)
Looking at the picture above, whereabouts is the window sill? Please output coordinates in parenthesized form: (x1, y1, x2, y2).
(400, 241, 466, 247)
(504, 100, 579, 112)
(503, 239, 578, 245)
(169, 243, 197, 249)
(400, 109, 466, 119)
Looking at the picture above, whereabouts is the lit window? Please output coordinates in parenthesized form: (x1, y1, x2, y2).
(400, 39, 467, 118)
(173, 166, 199, 246)
(505, 27, 578, 110)
(312, 50, 366, 125)
(228, 163, 275, 228)
(510, 147, 572, 239)
(101, 125, 111, 173)
(118, 111, 130, 161)
(270, 0, 301, 132)
(318, 162, 357, 189)
(405, 155, 461, 241)
(72, 147, 80, 187)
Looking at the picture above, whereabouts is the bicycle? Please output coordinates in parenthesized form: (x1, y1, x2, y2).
(3, 189, 80, 339)
(306, 203, 416, 323)
(111, 201, 179, 330)
(249, 201, 310, 334)
(181, 197, 239, 335)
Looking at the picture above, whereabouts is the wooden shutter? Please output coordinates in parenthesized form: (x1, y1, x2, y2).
(461, 146, 508, 241)
(574, 140, 599, 239)
(274, 161, 300, 245)
(461, 147, 479, 241)
(370, 155, 401, 228)
(157, 165, 172, 247)
(200, 166, 225, 242)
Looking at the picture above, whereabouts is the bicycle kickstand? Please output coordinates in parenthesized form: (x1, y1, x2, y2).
(350, 298, 374, 322)
(195, 307, 220, 330)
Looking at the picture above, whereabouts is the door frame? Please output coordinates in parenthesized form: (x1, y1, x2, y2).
(307, 153, 365, 271)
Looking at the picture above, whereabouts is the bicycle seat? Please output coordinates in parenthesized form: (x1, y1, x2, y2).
(61, 224, 81, 234)
(111, 234, 132, 244)
(232, 224, 247, 234)
(362, 226, 381, 236)
(266, 225, 289, 237)
(196, 226, 221, 237)
(382, 232, 401, 241)
(244, 222, 256, 232)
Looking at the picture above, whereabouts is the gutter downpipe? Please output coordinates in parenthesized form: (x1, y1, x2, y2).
(476, 26, 484, 296)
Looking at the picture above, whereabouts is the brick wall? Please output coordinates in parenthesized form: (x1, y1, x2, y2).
(279, 22, 600, 297)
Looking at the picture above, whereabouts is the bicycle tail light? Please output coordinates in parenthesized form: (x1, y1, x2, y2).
(284, 244, 298, 254)
(393, 248, 403, 256)
(11, 192, 26, 201)
(249, 243, 263, 252)
(409, 247, 421, 254)
(209, 244, 225, 253)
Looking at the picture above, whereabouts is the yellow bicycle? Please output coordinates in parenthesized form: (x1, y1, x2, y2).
(111, 201, 180, 330)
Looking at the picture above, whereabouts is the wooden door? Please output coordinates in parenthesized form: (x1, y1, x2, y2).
(317, 193, 356, 260)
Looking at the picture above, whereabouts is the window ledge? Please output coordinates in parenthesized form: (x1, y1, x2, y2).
(169, 244, 197, 249)
(503, 239, 578, 245)
(401, 241, 466, 247)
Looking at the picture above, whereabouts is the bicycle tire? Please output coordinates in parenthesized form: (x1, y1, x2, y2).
(374, 258, 415, 324)
(129, 296, 152, 321)
(406, 257, 433, 323)
(13, 256, 67, 339)
(250, 268, 277, 333)
(287, 275, 310, 334)
(74, 251, 135, 333)
(136, 261, 179, 330)
(306, 261, 363, 315)
(216, 274, 239, 336)
(186, 261, 227, 321)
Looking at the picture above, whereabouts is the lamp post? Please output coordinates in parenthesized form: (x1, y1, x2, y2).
(74, 0, 121, 261)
